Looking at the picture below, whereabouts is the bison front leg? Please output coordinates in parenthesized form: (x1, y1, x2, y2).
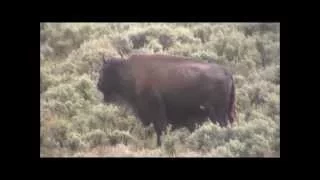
(138, 89, 168, 147)
(153, 106, 168, 146)
(151, 95, 168, 147)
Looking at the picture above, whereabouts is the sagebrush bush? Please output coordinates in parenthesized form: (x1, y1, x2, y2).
(40, 23, 280, 157)
(66, 36, 119, 75)
(42, 118, 71, 148)
(222, 139, 247, 157)
(129, 31, 149, 49)
(41, 24, 90, 60)
(186, 122, 226, 152)
(175, 27, 198, 44)
(162, 134, 177, 156)
(168, 42, 201, 57)
(234, 74, 246, 88)
(237, 23, 278, 37)
(66, 132, 86, 151)
(146, 39, 162, 53)
(106, 130, 137, 146)
(193, 24, 213, 43)
(191, 50, 218, 62)
(85, 129, 108, 148)
(74, 75, 99, 103)
(259, 64, 280, 84)
(70, 113, 90, 134)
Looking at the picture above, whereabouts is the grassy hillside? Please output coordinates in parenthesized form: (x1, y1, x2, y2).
(40, 23, 280, 157)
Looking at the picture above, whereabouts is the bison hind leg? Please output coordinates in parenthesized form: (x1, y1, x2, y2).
(206, 105, 228, 127)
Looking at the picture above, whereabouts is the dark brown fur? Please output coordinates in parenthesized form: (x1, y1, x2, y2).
(97, 54, 236, 146)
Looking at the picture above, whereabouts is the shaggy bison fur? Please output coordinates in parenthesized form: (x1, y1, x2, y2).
(97, 54, 236, 146)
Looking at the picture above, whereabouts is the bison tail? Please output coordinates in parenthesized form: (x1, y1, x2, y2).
(228, 77, 237, 125)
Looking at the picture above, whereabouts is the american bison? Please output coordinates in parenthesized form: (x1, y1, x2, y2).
(97, 54, 236, 146)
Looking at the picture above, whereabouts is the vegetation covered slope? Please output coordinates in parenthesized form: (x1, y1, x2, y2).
(40, 23, 280, 157)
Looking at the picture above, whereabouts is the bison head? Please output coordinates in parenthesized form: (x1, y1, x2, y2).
(97, 57, 123, 103)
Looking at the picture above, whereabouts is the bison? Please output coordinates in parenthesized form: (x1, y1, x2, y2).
(97, 54, 236, 146)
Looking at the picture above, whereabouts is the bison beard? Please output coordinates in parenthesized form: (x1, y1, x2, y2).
(97, 54, 236, 146)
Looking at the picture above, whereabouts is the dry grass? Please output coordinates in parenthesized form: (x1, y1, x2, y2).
(41, 145, 278, 158)
(41, 144, 206, 157)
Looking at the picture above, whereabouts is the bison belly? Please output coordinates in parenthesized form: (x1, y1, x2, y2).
(165, 103, 209, 131)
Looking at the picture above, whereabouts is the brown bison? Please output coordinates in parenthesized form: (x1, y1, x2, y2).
(97, 54, 236, 146)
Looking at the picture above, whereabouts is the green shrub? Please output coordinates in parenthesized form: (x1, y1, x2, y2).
(41, 24, 89, 60)
(146, 39, 162, 53)
(44, 118, 71, 148)
(191, 50, 218, 62)
(162, 134, 176, 156)
(70, 113, 90, 134)
(215, 146, 234, 157)
(265, 92, 280, 118)
(42, 82, 92, 118)
(74, 75, 99, 103)
(85, 129, 107, 148)
(158, 34, 175, 50)
(51, 61, 78, 75)
(223, 139, 247, 157)
(186, 122, 228, 152)
(234, 75, 245, 88)
(175, 27, 198, 44)
(237, 23, 267, 36)
(106, 130, 137, 146)
(259, 64, 280, 84)
(246, 134, 271, 157)
(44, 84, 77, 103)
(160, 125, 177, 156)
(40, 71, 51, 94)
(111, 35, 133, 57)
(169, 43, 201, 57)
(233, 58, 257, 77)
(66, 132, 86, 151)
(236, 88, 251, 112)
(90, 104, 122, 131)
(66, 36, 119, 75)
(129, 31, 150, 49)
(271, 124, 280, 156)
(131, 122, 155, 142)
(193, 25, 213, 43)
